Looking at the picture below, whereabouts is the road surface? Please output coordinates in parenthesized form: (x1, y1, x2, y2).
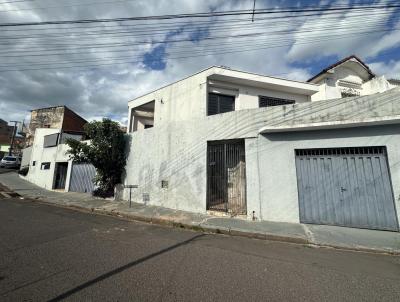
(0, 197, 399, 301)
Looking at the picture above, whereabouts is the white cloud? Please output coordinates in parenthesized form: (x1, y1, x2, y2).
(369, 59, 400, 79)
(287, 0, 398, 62)
(0, 0, 398, 126)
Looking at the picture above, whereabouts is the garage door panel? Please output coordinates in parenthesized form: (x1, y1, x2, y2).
(69, 163, 96, 193)
(295, 147, 399, 231)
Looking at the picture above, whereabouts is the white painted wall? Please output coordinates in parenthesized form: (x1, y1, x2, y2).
(123, 87, 400, 228)
(24, 128, 72, 191)
(127, 67, 318, 132)
(254, 125, 400, 225)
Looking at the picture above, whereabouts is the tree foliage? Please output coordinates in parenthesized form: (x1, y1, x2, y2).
(66, 118, 127, 197)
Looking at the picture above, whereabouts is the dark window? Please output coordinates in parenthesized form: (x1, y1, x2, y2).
(43, 133, 59, 148)
(3, 156, 16, 161)
(143, 193, 150, 202)
(259, 96, 295, 107)
(144, 124, 153, 129)
(341, 91, 358, 98)
(41, 162, 51, 170)
(32, 161, 36, 166)
(208, 93, 235, 116)
(161, 180, 168, 188)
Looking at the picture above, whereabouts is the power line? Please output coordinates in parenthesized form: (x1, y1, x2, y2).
(0, 18, 394, 57)
(0, 0, 139, 13)
(0, 3, 398, 73)
(0, 4, 399, 27)
(0, 10, 393, 42)
(0, 27, 397, 72)
(0, 8, 393, 33)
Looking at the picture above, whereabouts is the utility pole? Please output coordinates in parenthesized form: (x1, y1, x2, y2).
(8, 121, 19, 156)
(252, 0, 256, 22)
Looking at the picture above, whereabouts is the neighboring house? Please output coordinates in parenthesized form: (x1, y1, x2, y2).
(122, 55, 400, 232)
(308, 55, 393, 100)
(20, 107, 96, 193)
(0, 119, 14, 156)
(25, 106, 88, 146)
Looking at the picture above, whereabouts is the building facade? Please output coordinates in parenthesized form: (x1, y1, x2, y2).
(122, 56, 400, 232)
(21, 128, 96, 193)
(0, 119, 14, 155)
(26, 106, 88, 146)
(21, 106, 96, 193)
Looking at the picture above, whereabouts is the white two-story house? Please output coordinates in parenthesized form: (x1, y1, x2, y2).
(123, 55, 400, 232)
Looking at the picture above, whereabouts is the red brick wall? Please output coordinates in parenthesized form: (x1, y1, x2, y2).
(62, 107, 88, 133)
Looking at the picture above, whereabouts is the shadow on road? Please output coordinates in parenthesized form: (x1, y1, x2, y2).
(47, 233, 205, 302)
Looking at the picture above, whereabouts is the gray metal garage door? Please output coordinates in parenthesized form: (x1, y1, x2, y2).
(69, 163, 96, 193)
(295, 147, 399, 231)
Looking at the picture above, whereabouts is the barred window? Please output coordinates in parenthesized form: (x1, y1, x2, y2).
(259, 96, 295, 107)
(208, 93, 235, 116)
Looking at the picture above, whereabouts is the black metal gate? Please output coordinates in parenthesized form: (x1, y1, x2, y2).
(207, 140, 246, 215)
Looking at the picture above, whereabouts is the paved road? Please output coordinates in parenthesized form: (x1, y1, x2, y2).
(0, 198, 399, 302)
(0, 167, 17, 174)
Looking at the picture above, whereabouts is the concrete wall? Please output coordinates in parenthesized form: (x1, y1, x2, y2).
(123, 87, 400, 227)
(127, 67, 318, 132)
(20, 146, 32, 167)
(253, 125, 400, 225)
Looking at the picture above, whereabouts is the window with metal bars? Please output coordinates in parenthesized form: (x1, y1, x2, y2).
(259, 96, 295, 107)
(207, 93, 235, 116)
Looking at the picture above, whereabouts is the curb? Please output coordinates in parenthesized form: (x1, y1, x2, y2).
(5, 193, 400, 256)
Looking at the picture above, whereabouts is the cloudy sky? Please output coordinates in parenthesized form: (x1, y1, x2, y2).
(0, 0, 399, 126)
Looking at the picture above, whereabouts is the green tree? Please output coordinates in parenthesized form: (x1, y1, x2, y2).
(66, 118, 127, 197)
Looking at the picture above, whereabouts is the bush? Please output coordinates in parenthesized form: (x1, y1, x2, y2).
(66, 118, 127, 198)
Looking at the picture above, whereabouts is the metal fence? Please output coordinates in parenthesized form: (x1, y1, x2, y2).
(69, 163, 96, 193)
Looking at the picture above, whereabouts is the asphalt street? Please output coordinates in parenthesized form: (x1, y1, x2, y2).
(0, 197, 399, 302)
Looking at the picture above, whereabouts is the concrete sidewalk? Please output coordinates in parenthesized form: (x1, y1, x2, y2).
(1, 170, 399, 255)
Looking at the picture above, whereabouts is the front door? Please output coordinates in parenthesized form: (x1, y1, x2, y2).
(54, 162, 68, 190)
(207, 140, 246, 215)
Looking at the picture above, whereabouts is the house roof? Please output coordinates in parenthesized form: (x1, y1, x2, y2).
(307, 55, 375, 83)
(129, 65, 318, 104)
(30, 105, 87, 123)
(30, 105, 65, 112)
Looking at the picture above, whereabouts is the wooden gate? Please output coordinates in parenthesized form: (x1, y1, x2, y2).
(207, 140, 246, 215)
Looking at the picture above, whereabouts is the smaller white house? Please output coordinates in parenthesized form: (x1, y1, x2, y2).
(21, 128, 96, 193)
(309, 55, 394, 100)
